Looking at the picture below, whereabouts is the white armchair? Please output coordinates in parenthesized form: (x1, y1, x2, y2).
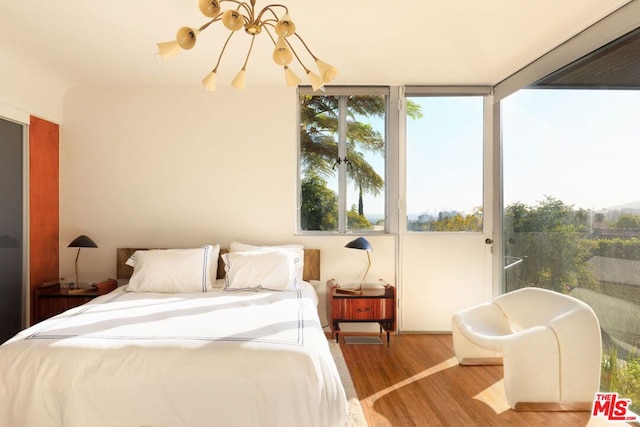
(452, 287, 601, 411)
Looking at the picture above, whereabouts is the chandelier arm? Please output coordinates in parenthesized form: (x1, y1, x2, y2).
(263, 24, 278, 43)
(199, 16, 223, 32)
(284, 35, 312, 72)
(220, 0, 248, 10)
(256, 4, 288, 24)
(212, 30, 237, 72)
(292, 32, 319, 61)
(240, 34, 257, 70)
(237, 1, 253, 19)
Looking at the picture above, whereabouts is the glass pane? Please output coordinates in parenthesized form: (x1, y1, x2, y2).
(0, 118, 23, 343)
(346, 95, 386, 232)
(299, 94, 387, 232)
(503, 89, 640, 412)
(299, 95, 339, 231)
(406, 96, 483, 232)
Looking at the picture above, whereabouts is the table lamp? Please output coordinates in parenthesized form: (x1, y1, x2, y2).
(342, 237, 373, 294)
(68, 235, 98, 288)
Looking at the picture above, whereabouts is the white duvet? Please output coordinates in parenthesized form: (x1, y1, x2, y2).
(0, 282, 347, 427)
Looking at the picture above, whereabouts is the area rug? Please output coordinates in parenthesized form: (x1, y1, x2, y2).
(329, 341, 369, 427)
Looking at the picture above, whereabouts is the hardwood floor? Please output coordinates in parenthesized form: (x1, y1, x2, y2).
(339, 333, 605, 427)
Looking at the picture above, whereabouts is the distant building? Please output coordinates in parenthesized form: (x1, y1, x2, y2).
(438, 210, 459, 220)
(418, 213, 433, 222)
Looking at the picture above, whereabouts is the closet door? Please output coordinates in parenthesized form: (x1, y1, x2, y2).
(0, 118, 24, 343)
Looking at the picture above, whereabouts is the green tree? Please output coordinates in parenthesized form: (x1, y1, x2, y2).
(300, 174, 337, 231)
(347, 205, 373, 230)
(504, 196, 597, 293)
(611, 214, 640, 229)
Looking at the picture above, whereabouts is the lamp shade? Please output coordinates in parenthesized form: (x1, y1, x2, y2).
(68, 235, 98, 248)
(176, 27, 199, 50)
(202, 70, 218, 91)
(222, 10, 244, 31)
(307, 70, 325, 92)
(274, 14, 296, 37)
(272, 37, 293, 66)
(231, 69, 247, 89)
(156, 40, 180, 60)
(198, 0, 221, 17)
(316, 58, 338, 82)
(345, 237, 372, 251)
(284, 66, 301, 86)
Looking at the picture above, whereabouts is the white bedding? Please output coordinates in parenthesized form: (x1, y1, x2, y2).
(0, 282, 347, 427)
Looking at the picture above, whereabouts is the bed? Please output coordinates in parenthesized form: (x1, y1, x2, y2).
(0, 244, 347, 427)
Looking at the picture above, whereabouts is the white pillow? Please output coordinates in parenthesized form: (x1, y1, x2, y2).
(222, 250, 297, 291)
(127, 245, 219, 293)
(229, 241, 304, 283)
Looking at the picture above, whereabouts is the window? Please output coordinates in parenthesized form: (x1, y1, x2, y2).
(298, 87, 388, 233)
(405, 95, 484, 232)
(501, 26, 640, 410)
(503, 89, 640, 412)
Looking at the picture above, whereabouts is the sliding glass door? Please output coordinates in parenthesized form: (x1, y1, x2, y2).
(0, 117, 24, 343)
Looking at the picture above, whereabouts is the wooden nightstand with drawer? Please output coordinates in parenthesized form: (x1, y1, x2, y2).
(326, 278, 396, 346)
(34, 279, 118, 322)
(34, 282, 97, 322)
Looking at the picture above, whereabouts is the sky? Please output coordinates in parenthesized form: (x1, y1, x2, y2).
(355, 89, 640, 219)
(502, 89, 639, 212)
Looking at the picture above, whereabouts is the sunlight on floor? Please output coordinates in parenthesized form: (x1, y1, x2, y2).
(473, 379, 511, 414)
(362, 356, 459, 405)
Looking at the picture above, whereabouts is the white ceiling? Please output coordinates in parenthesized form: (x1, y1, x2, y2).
(0, 0, 632, 90)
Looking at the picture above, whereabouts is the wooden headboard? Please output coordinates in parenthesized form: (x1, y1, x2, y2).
(117, 248, 320, 282)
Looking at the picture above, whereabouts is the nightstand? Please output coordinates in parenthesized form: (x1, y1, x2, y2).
(326, 278, 396, 346)
(34, 282, 98, 322)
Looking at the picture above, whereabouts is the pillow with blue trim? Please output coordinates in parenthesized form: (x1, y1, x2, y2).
(127, 245, 219, 293)
(222, 250, 297, 291)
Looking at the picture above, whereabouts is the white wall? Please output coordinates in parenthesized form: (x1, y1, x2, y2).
(59, 85, 398, 327)
(0, 41, 67, 123)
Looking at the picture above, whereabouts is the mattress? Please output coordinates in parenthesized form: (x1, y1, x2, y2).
(0, 282, 347, 427)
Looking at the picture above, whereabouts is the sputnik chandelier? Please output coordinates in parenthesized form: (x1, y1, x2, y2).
(157, 0, 337, 92)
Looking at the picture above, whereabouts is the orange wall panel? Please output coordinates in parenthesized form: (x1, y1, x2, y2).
(29, 116, 59, 325)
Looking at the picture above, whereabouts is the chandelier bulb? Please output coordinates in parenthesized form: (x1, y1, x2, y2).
(275, 14, 296, 37)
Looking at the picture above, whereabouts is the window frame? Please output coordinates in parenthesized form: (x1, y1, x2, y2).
(296, 86, 393, 235)
(401, 86, 492, 234)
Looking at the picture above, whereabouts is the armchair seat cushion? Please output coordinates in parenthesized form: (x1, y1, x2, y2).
(452, 287, 601, 409)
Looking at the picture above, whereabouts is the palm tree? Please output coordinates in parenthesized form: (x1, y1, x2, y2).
(300, 95, 422, 218)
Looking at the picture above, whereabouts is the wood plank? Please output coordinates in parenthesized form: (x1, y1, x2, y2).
(340, 334, 602, 426)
